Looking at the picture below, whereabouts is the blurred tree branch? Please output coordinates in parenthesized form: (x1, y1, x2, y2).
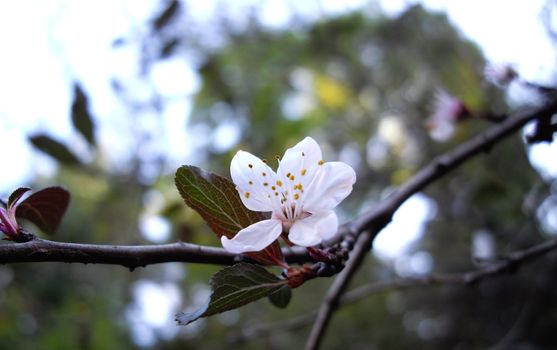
(233, 235, 557, 344)
(305, 97, 557, 350)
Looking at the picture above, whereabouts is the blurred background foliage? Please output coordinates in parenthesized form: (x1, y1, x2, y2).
(1, 1, 556, 349)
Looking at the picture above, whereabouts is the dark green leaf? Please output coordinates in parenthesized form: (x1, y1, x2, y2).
(268, 285, 292, 309)
(16, 187, 70, 235)
(176, 263, 287, 325)
(71, 83, 96, 146)
(175, 165, 284, 265)
(8, 188, 31, 208)
(29, 134, 82, 166)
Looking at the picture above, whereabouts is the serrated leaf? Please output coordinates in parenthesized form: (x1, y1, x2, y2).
(176, 263, 287, 325)
(71, 83, 96, 146)
(8, 187, 31, 208)
(16, 187, 70, 235)
(29, 134, 81, 166)
(175, 165, 284, 265)
(268, 285, 292, 309)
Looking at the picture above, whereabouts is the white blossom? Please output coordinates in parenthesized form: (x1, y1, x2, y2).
(484, 63, 518, 86)
(427, 90, 470, 142)
(221, 137, 356, 253)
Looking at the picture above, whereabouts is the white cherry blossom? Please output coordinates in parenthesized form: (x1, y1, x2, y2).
(427, 89, 470, 142)
(484, 63, 518, 86)
(221, 137, 356, 253)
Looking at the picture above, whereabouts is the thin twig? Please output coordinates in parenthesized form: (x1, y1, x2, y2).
(305, 98, 557, 350)
(235, 237, 557, 344)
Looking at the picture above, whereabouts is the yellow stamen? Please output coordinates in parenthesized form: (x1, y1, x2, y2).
(318, 160, 324, 166)
(244, 192, 251, 198)
(301, 169, 307, 176)
(276, 180, 283, 186)
(294, 193, 300, 200)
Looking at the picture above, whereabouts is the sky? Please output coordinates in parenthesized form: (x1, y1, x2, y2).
(1, 0, 556, 346)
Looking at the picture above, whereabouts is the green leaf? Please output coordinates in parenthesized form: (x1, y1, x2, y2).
(176, 263, 287, 325)
(71, 83, 96, 146)
(29, 134, 82, 166)
(16, 187, 70, 235)
(175, 165, 284, 265)
(268, 285, 292, 309)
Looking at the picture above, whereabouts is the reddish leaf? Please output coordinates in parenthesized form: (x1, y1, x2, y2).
(8, 187, 31, 208)
(175, 166, 284, 265)
(16, 187, 70, 235)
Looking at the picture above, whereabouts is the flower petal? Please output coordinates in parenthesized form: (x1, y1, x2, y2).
(277, 137, 322, 189)
(303, 161, 356, 212)
(315, 210, 339, 240)
(0, 207, 17, 235)
(230, 150, 279, 212)
(220, 219, 282, 253)
(289, 211, 338, 246)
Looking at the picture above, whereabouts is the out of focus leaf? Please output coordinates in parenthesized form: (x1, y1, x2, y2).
(29, 134, 82, 166)
(152, 0, 179, 31)
(175, 165, 284, 265)
(71, 83, 96, 146)
(268, 285, 292, 309)
(8, 187, 31, 207)
(161, 38, 180, 58)
(16, 187, 70, 235)
(176, 263, 287, 325)
(111, 37, 126, 48)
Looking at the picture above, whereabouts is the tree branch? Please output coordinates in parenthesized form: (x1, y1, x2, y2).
(0, 238, 310, 270)
(234, 236, 557, 344)
(305, 98, 557, 350)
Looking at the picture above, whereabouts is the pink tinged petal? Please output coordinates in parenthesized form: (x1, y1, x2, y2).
(0, 207, 17, 235)
(303, 161, 356, 213)
(288, 211, 338, 247)
(428, 119, 455, 142)
(220, 219, 283, 254)
(230, 150, 279, 212)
